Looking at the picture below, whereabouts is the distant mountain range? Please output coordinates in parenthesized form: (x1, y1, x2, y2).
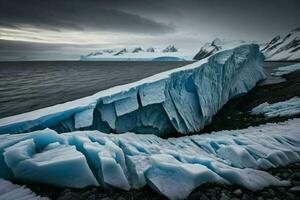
(81, 27, 300, 61)
(80, 45, 189, 61)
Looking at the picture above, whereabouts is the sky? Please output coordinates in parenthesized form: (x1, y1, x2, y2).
(0, 0, 299, 61)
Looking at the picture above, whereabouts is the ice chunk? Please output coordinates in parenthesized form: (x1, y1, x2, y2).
(3, 137, 99, 188)
(0, 178, 48, 200)
(1, 119, 299, 199)
(0, 44, 265, 136)
(251, 97, 300, 118)
(271, 63, 300, 76)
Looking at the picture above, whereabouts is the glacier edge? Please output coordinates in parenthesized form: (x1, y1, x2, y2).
(0, 44, 266, 136)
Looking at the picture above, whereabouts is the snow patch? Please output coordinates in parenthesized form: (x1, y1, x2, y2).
(251, 97, 300, 118)
(271, 63, 300, 76)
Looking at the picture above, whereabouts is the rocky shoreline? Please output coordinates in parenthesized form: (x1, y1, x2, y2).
(25, 163, 300, 200)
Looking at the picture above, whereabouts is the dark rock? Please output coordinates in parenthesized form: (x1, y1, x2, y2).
(289, 186, 300, 195)
(233, 189, 242, 196)
(268, 188, 275, 196)
(57, 189, 80, 200)
(101, 197, 111, 200)
(282, 172, 290, 179)
(241, 193, 250, 200)
(291, 180, 300, 186)
(87, 194, 96, 200)
(220, 193, 230, 200)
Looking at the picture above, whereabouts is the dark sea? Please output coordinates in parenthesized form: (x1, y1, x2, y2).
(0, 61, 193, 118)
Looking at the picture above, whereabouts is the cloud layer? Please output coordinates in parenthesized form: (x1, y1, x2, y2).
(0, 0, 174, 34)
(0, 0, 299, 60)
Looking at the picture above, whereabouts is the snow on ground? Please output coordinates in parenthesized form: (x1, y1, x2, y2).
(0, 44, 266, 136)
(0, 179, 48, 200)
(271, 63, 300, 76)
(0, 119, 299, 199)
(251, 97, 300, 118)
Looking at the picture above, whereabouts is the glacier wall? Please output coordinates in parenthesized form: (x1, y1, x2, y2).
(0, 44, 266, 136)
(1, 119, 299, 199)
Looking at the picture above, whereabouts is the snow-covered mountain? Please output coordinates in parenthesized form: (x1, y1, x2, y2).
(80, 45, 193, 61)
(261, 27, 300, 61)
(193, 38, 247, 60)
(194, 27, 300, 61)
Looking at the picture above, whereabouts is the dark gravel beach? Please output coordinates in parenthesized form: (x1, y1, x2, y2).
(25, 163, 300, 200)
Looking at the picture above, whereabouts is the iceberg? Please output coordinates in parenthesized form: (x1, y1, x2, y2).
(0, 44, 266, 136)
(0, 179, 48, 200)
(251, 97, 300, 118)
(1, 119, 299, 199)
(271, 63, 300, 76)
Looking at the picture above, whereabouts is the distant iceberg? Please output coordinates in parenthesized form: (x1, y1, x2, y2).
(1, 119, 299, 199)
(0, 44, 266, 136)
(251, 97, 300, 118)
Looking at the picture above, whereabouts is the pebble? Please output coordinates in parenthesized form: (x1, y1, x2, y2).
(291, 172, 300, 181)
(233, 189, 242, 196)
(220, 193, 230, 200)
(289, 186, 300, 194)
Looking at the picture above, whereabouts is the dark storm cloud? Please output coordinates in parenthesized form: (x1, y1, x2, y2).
(0, 0, 300, 61)
(0, 39, 100, 60)
(0, 0, 174, 34)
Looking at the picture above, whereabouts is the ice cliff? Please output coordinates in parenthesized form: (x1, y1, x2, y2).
(1, 119, 299, 199)
(0, 44, 266, 136)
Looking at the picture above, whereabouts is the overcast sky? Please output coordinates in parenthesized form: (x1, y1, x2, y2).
(0, 0, 299, 60)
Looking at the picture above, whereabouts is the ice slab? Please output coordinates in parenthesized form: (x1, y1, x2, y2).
(1, 119, 299, 199)
(0, 178, 48, 200)
(271, 63, 300, 76)
(251, 97, 300, 118)
(0, 44, 265, 136)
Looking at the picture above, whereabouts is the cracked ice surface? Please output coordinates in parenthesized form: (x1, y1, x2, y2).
(251, 97, 300, 118)
(0, 179, 48, 200)
(0, 44, 265, 136)
(1, 119, 300, 199)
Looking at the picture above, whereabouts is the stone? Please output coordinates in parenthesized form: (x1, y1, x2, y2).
(291, 172, 300, 181)
(233, 189, 242, 196)
(220, 193, 230, 200)
(289, 186, 300, 195)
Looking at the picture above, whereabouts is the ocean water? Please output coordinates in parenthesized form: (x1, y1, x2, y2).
(0, 61, 192, 118)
